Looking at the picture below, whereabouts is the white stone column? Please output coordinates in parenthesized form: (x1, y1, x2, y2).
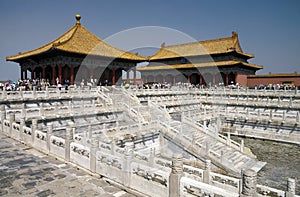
(46, 123, 53, 154)
(240, 139, 244, 152)
(9, 113, 15, 136)
(33, 86, 37, 98)
(241, 169, 257, 197)
(203, 159, 211, 184)
(286, 178, 296, 197)
(169, 154, 183, 197)
(269, 109, 273, 120)
(227, 132, 231, 146)
(283, 111, 286, 121)
(111, 138, 115, 155)
(65, 122, 74, 162)
(19, 117, 25, 141)
(39, 103, 44, 117)
(0, 105, 6, 132)
(21, 103, 26, 118)
(206, 141, 210, 154)
(88, 125, 92, 139)
(31, 119, 38, 145)
(90, 138, 98, 173)
(20, 88, 23, 98)
(45, 86, 49, 98)
(123, 145, 133, 187)
(149, 148, 155, 167)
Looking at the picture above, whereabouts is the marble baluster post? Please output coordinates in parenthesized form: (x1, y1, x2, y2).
(90, 138, 98, 173)
(285, 178, 296, 197)
(9, 113, 15, 136)
(0, 105, 6, 132)
(203, 159, 211, 184)
(65, 122, 74, 162)
(169, 154, 183, 197)
(31, 119, 38, 145)
(46, 123, 53, 154)
(241, 169, 257, 197)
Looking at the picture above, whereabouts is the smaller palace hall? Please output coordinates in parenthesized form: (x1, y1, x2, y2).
(7, 15, 264, 87)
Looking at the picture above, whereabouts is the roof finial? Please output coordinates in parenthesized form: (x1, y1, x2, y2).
(232, 31, 238, 38)
(75, 14, 81, 24)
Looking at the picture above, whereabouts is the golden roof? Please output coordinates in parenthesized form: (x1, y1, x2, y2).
(137, 60, 263, 71)
(6, 15, 146, 62)
(150, 32, 254, 60)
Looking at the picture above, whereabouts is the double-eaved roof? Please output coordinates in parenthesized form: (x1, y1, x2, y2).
(149, 32, 254, 61)
(137, 31, 263, 71)
(6, 15, 146, 62)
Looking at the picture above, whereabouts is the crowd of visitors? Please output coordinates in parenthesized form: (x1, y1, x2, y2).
(0, 79, 51, 91)
(0, 78, 297, 91)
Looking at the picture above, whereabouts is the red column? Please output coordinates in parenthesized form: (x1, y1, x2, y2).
(126, 70, 130, 83)
(235, 72, 238, 84)
(24, 68, 27, 79)
(200, 74, 203, 85)
(58, 64, 62, 84)
(187, 74, 191, 84)
(212, 75, 216, 85)
(226, 73, 229, 86)
(70, 65, 74, 85)
(42, 66, 46, 79)
(173, 76, 176, 84)
(133, 68, 137, 85)
(31, 66, 35, 79)
(52, 65, 56, 85)
(20, 68, 24, 80)
(89, 67, 93, 81)
(112, 68, 116, 85)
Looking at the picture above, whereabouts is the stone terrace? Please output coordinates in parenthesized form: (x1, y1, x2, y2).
(0, 86, 299, 196)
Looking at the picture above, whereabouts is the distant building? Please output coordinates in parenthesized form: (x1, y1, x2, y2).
(247, 72, 300, 88)
(138, 32, 263, 86)
(6, 15, 145, 86)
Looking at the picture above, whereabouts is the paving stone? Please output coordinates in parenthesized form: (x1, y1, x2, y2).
(36, 189, 55, 197)
(0, 132, 136, 197)
(0, 189, 8, 195)
(100, 193, 115, 197)
(89, 178, 110, 187)
(103, 185, 122, 193)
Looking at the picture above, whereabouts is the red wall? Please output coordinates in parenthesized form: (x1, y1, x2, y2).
(236, 74, 248, 86)
(247, 76, 300, 87)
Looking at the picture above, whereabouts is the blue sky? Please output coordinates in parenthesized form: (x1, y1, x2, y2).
(1, 0, 299, 81)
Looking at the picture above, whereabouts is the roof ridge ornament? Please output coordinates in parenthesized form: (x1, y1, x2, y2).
(75, 14, 81, 24)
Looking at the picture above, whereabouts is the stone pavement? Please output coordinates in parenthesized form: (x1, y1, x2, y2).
(0, 133, 136, 197)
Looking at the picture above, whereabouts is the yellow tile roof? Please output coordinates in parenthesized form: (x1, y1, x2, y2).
(137, 60, 263, 71)
(6, 15, 146, 62)
(150, 32, 254, 60)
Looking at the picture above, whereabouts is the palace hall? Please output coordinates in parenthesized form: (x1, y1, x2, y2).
(138, 32, 263, 87)
(6, 15, 146, 86)
(7, 15, 263, 86)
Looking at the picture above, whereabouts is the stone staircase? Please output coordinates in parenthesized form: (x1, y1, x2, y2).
(115, 88, 266, 176)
